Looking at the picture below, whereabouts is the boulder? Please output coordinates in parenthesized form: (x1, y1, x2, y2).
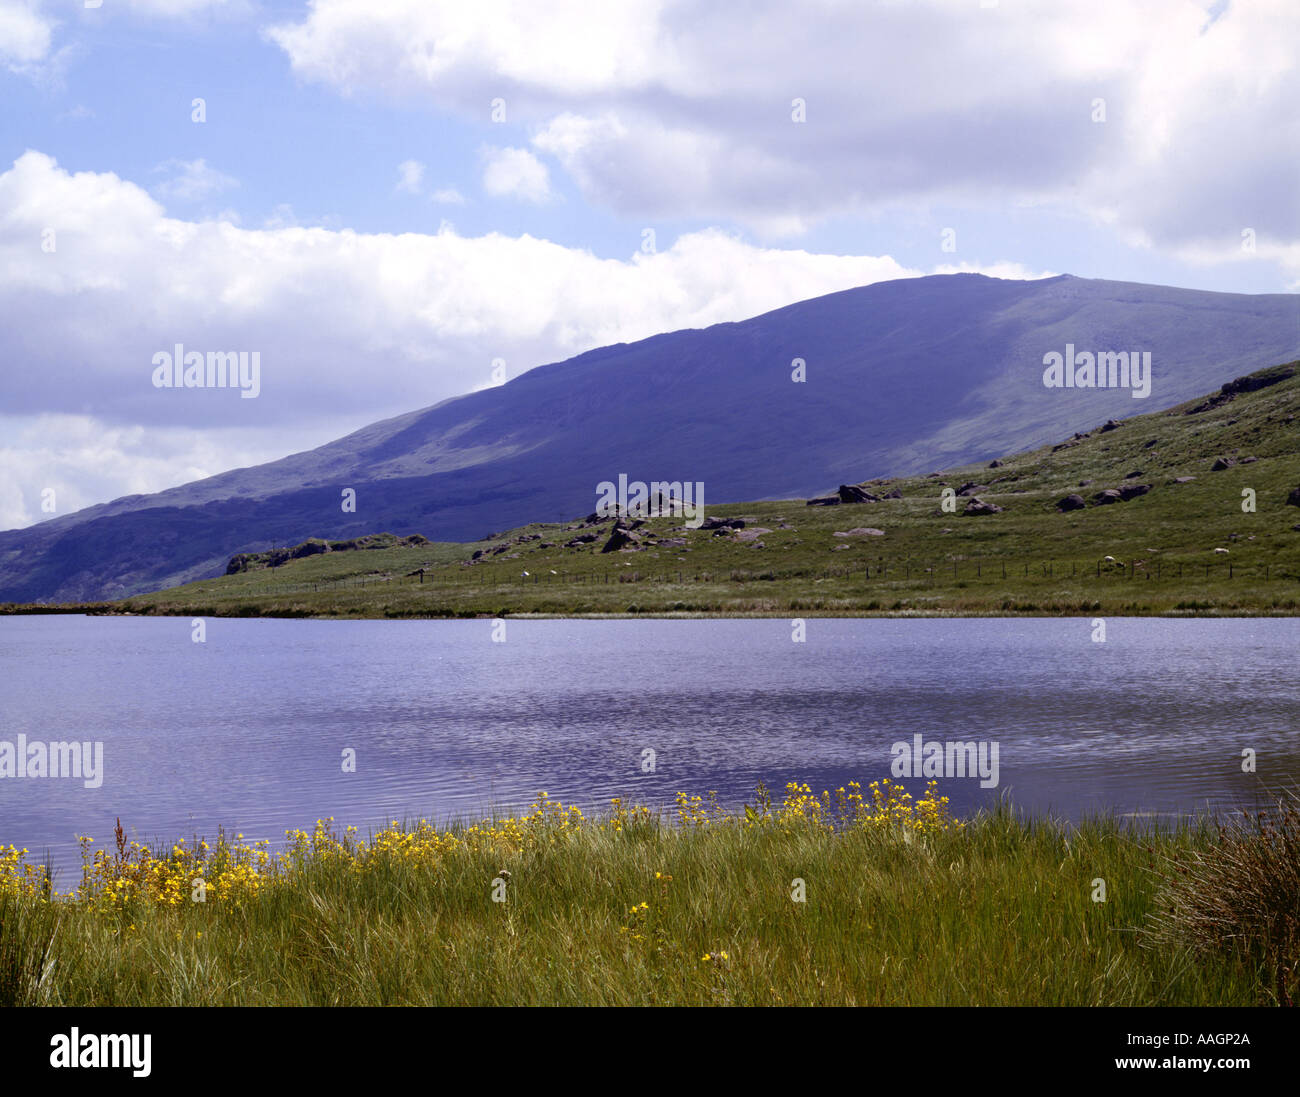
(1093, 489, 1124, 505)
(832, 528, 886, 537)
(962, 497, 1004, 516)
(600, 526, 643, 553)
(1286, 487, 1300, 508)
(701, 516, 746, 531)
(1119, 483, 1151, 500)
(1056, 494, 1087, 512)
(988, 459, 1003, 468)
(564, 532, 600, 547)
(1173, 476, 1196, 483)
(837, 484, 880, 503)
(1099, 419, 1120, 432)
(956, 481, 986, 497)
(1211, 457, 1236, 471)
(881, 488, 903, 499)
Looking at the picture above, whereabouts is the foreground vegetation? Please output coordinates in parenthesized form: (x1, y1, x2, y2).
(2, 782, 1295, 1006)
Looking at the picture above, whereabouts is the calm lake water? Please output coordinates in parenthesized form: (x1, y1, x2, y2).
(1, 615, 1296, 878)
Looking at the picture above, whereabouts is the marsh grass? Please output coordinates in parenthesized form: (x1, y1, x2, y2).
(1144, 788, 1300, 1006)
(1, 788, 1289, 1006)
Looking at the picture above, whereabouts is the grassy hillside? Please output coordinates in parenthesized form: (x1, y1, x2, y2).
(12, 360, 1300, 619)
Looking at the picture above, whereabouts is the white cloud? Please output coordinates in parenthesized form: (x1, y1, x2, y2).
(481, 146, 551, 203)
(152, 158, 238, 202)
(267, 0, 1300, 267)
(0, 0, 53, 68)
(431, 187, 465, 205)
(395, 158, 424, 194)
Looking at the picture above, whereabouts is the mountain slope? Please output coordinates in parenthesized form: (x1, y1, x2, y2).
(2, 272, 1296, 601)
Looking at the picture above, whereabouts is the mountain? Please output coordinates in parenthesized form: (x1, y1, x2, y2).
(2, 273, 1296, 602)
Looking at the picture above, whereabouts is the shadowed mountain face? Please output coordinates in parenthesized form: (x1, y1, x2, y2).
(2, 272, 1296, 602)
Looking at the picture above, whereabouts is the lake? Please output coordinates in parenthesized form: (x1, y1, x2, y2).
(1, 615, 1296, 879)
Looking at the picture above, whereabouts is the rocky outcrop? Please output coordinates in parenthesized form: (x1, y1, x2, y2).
(225, 532, 426, 574)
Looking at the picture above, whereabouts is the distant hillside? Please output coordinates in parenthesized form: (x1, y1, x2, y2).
(1, 272, 1295, 602)
(35, 358, 1299, 621)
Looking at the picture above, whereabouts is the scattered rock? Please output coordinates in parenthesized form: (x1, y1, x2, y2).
(806, 495, 841, 506)
(1173, 476, 1196, 483)
(837, 484, 881, 503)
(1124, 469, 1143, 479)
(565, 532, 600, 547)
(962, 497, 1004, 516)
(1099, 419, 1120, 432)
(881, 488, 903, 499)
(1056, 494, 1087, 512)
(1240, 456, 1258, 464)
(988, 459, 1003, 468)
(1093, 489, 1124, 505)
(956, 481, 987, 497)
(701, 516, 746, 531)
(600, 525, 643, 553)
(733, 528, 771, 542)
(832, 528, 886, 538)
(1286, 487, 1300, 508)
(1078, 479, 1093, 487)
(1119, 483, 1152, 501)
(1211, 457, 1236, 471)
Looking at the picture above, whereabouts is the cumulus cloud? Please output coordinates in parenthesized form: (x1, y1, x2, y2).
(481, 146, 551, 203)
(267, 0, 1300, 271)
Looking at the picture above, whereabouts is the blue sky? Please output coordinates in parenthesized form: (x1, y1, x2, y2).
(1, 0, 1297, 529)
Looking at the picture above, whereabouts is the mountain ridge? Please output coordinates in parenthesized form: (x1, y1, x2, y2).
(2, 272, 1296, 602)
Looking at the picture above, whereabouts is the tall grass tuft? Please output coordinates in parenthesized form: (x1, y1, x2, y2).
(1145, 789, 1300, 1006)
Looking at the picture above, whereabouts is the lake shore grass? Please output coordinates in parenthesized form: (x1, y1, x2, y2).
(2, 782, 1293, 1007)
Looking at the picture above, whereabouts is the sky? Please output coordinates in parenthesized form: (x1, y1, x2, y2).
(1, 0, 1297, 530)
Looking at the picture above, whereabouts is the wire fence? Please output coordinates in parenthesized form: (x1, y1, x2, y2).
(232, 556, 1300, 597)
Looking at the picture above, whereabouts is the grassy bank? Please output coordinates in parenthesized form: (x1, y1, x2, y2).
(2, 783, 1294, 1006)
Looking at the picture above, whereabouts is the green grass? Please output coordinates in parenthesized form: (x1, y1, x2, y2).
(8, 360, 1300, 620)
(0, 805, 1282, 1006)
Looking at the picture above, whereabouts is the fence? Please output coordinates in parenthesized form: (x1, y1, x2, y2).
(234, 556, 1298, 598)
